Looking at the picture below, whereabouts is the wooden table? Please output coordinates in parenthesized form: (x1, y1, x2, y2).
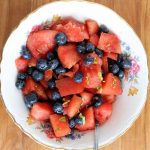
(0, 0, 150, 150)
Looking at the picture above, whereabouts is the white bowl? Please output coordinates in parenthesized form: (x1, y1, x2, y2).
(1, 1, 149, 149)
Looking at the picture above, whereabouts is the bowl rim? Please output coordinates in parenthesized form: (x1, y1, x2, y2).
(1, 0, 149, 149)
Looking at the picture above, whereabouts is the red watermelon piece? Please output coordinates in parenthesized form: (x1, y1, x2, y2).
(56, 77, 84, 96)
(44, 69, 53, 81)
(85, 19, 99, 35)
(85, 88, 97, 94)
(22, 77, 36, 95)
(51, 18, 89, 42)
(81, 64, 102, 88)
(35, 83, 48, 100)
(76, 107, 95, 131)
(28, 57, 37, 67)
(102, 56, 108, 74)
(58, 44, 81, 69)
(102, 95, 116, 103)
(46, 90, 52, 99)
(15, 57, 28, 73)
(80, 92, 93, 109)
(97, 33, 121, 54)
(27, 30, 58, 59)
(40, 80, 48, 89)
(98, 73, 122, 95)
(22, 77, 48, 100)
(31, 102, 54, 121)
(89, 34, 99, 46)
(50, 114, 71, 138)
(104, 52, 118, 61)
(67, 95, 82, 118)
(94, 103, 112, 124)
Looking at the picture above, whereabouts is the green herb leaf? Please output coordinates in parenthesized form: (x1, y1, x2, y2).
(59, 116, 66, 122)
(79, 113, 86, 125)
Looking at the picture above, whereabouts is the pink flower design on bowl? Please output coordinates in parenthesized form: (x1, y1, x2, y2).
(129, 59, 140, 75)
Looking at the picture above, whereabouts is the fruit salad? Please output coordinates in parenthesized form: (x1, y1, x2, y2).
(15, 17, 132, 138)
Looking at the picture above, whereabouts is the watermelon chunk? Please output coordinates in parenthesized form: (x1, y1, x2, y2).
(97, 33, 121, 54)
(27, 30, 58, 59)
(50, 114, 71, 137)
(15, 57, 28, 73)
(35, 83, 48, 100)
(98, 73, 122, 95)
(22, 77, 36, 95)
(102, 95, 116, 103)
(76, 107, 95, 131)
(85, 88, 97, 94)
(51, 18, 89, 42)
(80, 92, 93, 109)
(22, 77, 48, 100)
(28, 57, 37, 67)
(104, 52, 118, 61)
(85, 19, 99, 35)
(81, 64, 102, 88)
(46, 90, 52, 99)
(58, 44, 81, 69)
(94, 103, 112, 124)
(31, 102, 54, 121)
(56, 77, 84, 97)
(89, 34, 99, 46)
(102, 56, 108, 74)
(40, 80, 48, 89)
(67, 95, 82, 118)
(44, 69, 53, 81)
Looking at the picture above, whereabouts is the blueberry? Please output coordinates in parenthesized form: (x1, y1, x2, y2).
(51, 90, 61, 101)
(32, 70, 43, 81)
(48, 59, 59, 70)
(17, 73, 28, 80)
(95, 48, 103, 58)
(24, 92, 38, 108)
(69, 119, 76, 128)
(47, 52, 54, 61)
(53, 102, 63, 114)
(108, 58, 116, 66)
(84, 56, 94, 65)
(77, 42, 86, 53)
(55, 66, 67, 74)
(117, 70, 124, 79)
(86, 43, 95, 53)
(15, 79, 25, 89)
(48, 78, 56, 89)
(117, 54, 124, 64)
(53, 47, 58, 57)
(55, 32, 67, 45)
(27, 67, 36, 75)
(110, 64, 120, 74)
(93, 94, 103, 108)
(73, 72, 84, 83)
(74, 117, 83, 125)
(121, 59, 132, 69)
(99, 24, 109, 33)
(93, 94, 103, 101)
(20, 46, 32, 59)
(36, 59, 48, 71)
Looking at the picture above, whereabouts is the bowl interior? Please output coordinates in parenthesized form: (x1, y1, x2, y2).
(1, 1, 148, 149)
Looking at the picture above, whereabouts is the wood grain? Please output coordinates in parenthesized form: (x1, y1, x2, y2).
(0, 0, 150, 150)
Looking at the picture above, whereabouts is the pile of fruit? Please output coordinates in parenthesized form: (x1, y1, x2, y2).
(15, 18, 132, 138)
